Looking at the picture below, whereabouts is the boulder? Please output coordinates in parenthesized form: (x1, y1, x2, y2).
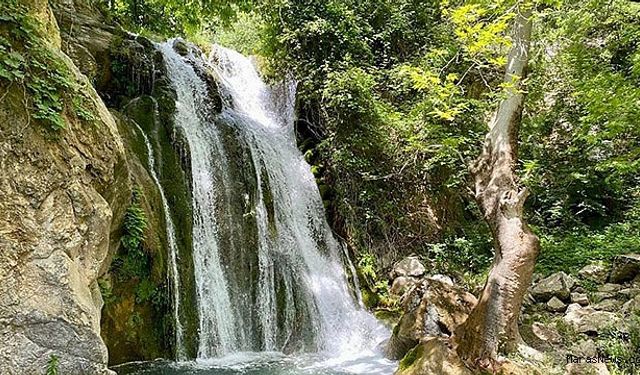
(396, 338, 540, 375)
(592, 299, 622, 312)
(390, 256, 426, 279)
(547, 296, 567, 312)
(578, 263, 608, 284)
(390, 276, 418, 297)
(622, 294, 640, 314)
(593, 283, 624, 302)
(598, 283, 624, 293)
(428, 274, 454, 286)
(566, 362, 610, 375)
(172, 38, 191, 56)
(395, 338, 474, 375)
(563, 304, 620, 334)
(385, 278, 476, 360)
(532, 322, 562, 344)
(618, 288, 640, 299)
(570, 339, 598, 357)
(609, 254, 640, 284)
(531, 272, 575, 302)
(571, 293, 589, 306)
(566, 340, 610, 375)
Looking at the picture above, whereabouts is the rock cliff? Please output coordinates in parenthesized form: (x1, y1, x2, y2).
(0, 0, 197, 371)
(0, 0, 126, 372)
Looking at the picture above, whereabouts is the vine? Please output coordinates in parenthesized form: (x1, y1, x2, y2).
(0, 0, 95, 131)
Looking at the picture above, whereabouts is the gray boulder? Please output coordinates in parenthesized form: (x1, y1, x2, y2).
(622, 294, 640, 314)
(578, 263, 608, 284)
(618, 288, 640, 299)
(531, 271, 575, 302)
(571, 293, 589, 306)
(532, 322, 562, 344)
(609, 254, 640, 284)
(389, 276, 418, 297)
(593, 283, 624, 302)
(427, 274, 454, 286)
(592, 299, 623, 312)
(563, 303, 620, 334)
(547, 296, 567, 312)
(390, 256, 426, 279)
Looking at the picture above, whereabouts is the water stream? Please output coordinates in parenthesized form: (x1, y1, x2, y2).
(128, 101, 185, 358)
(123, 40, 394, 374)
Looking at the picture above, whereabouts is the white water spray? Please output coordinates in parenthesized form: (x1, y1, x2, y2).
(157, 40, 392, 372)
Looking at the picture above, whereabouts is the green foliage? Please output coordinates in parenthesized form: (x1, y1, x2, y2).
(45, 354, 59, 375)
(100, 0, 252, 37)
(523, 0, 640, 229)
(357, 253, 378, 282)
(250, 0, 523, 268)
(0, 0, 95, 131)
(112, 187, 150, 280)
(536, 216, 640, 276)
(98, 277, 116, 305)
(135, 278, 162, 305)
(213, 12, 265, 56)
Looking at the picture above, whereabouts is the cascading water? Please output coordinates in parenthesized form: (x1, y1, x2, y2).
(128, 100, 186, 359)
(152, 40, 393, 374)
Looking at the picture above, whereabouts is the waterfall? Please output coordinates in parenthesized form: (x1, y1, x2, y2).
(157, 40, 389, 363)
(128, 103, 185, 359)
(342, 243, 366, 309)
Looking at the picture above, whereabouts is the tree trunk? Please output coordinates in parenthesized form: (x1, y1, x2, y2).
(454, 8, 539, 369)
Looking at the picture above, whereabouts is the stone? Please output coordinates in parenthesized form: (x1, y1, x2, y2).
(532, 322, 562, 344)
(618, 288, 640, 299)
(563, 304, 621, 334)
(598, 283, 624, 293)
(531, 271, 575, 302)
(547, 296, 567, 312)
(571, 292, 589, 306)
(390, 276, 418, 297)
(0, 3, 126, 370)
(395, 338, 474, 375)
(592, 298, 622, 312)
(566, 362, 610, 375)
(385, 278, 476, 360)
(390, 256, 426, 279)
(573, 286, 587, 294)
(428, 274, 454, 286)
(593, 283, 624, 302)
(570, 339, 598, 357)
(578, 263, 608, 284)
(622, 294, 640, 314)
(172, 38, 191, 56)
(609, 254, 640, 284)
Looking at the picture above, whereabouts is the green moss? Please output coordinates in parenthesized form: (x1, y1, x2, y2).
(361, 287, 380, 309)
(399, 344, 422, 371)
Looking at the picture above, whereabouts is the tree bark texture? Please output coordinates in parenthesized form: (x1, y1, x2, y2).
(454, 7, 540, 368)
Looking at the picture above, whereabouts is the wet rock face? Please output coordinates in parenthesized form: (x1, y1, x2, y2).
(384, 278, 477, 360)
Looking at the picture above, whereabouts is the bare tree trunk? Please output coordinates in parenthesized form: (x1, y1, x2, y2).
(454, 8, 539, 369)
